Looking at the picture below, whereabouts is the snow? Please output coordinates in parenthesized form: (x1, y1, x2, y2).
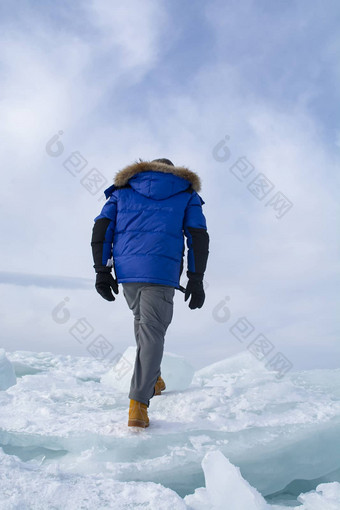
(297, 482, 340, 510)
(0, 347, 340, 509)
(0, 449, 187, 510)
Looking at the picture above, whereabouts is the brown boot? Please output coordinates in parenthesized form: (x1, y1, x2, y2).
(154, 375, 166, 396)
(128, 399, 149, 428)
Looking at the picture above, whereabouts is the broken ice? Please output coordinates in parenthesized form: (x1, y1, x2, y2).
(0, 347, 340, 509)
(0, 348, 16, 390)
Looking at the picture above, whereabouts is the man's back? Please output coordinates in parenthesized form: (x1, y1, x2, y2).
(91, 159, 209, 290)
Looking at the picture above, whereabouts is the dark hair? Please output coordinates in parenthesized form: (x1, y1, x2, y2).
(152, 158, 174, 166)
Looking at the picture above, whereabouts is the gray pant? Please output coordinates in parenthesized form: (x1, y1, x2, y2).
(122, 282, 175, 407)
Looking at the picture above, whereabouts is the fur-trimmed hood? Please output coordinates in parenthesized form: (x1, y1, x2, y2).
(113, 160, 201, 193)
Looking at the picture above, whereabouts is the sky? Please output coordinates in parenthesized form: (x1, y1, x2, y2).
(0, 0, 339, 372)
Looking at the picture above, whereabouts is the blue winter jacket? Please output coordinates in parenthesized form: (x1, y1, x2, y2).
(91, 160, 209, 289)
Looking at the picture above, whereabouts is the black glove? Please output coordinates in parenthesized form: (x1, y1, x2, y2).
(184, 272, 205, 309)
(95, 270, 119, 301)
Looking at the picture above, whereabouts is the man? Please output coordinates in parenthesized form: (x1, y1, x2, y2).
(91, 158, 209, 429)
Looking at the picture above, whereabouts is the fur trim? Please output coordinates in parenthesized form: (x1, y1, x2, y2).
(113, 160, 201, 192)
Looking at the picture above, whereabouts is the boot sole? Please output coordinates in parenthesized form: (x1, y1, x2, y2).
(128, 419, 149, 428)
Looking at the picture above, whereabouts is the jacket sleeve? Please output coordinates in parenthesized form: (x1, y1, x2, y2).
(91, 193, 117, 273)
(183, 192, 209, 279)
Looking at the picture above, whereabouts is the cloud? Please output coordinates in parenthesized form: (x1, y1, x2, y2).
(87, 0, 168, 71)
(0, 0, 339, 370)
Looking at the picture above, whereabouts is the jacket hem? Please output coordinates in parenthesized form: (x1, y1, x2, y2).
(118, 277, 180, 289)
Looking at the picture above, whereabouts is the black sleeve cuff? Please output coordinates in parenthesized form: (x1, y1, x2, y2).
(187, 271, 204, 282)
(93, 265, 112, 273)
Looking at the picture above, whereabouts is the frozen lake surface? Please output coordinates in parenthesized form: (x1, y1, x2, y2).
(1, 347, 340, 509)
